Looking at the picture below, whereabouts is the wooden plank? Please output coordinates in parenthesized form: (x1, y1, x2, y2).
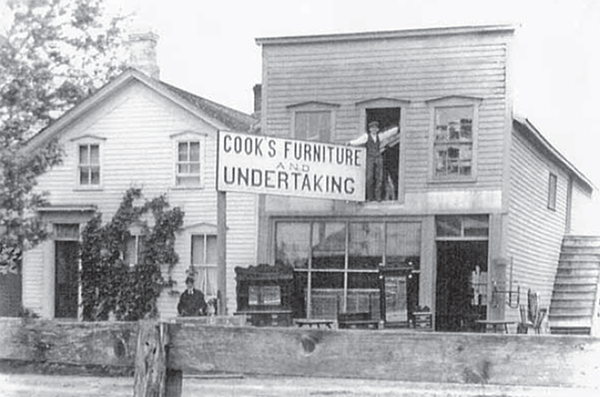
(167, 324, 600, 388)
(0, 318, 137, 367)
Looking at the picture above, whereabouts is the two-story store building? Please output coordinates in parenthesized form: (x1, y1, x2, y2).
(252, 25, 595, 331)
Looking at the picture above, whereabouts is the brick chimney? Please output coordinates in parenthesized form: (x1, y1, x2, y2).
(128, 31, 160, 80)
(253, 84, 262, 120)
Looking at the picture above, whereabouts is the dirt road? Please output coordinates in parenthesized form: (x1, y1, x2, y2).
(1, 373, 598, 397)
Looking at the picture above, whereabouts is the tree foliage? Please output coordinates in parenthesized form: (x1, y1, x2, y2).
(0, 0, 130, 274)
(81, 188, 184, 321)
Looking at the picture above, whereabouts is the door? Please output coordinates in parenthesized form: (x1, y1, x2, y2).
(435, 240, 488, 332)
(55, 241, 80, 318)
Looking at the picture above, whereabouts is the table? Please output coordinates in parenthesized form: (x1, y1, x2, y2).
(294, 318, 335, 329)
(475, 319, 515, 333)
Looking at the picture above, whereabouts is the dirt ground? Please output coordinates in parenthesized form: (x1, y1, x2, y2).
(1, 373, 598, 397)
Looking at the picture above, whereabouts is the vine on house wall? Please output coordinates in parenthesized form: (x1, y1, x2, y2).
(80, 188, 184, 321)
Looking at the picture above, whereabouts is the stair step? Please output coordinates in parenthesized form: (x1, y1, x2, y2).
(550, 299, 595, 308)
(548, 316, 592, 327)
(556, 268, 600, 277)
(562, 235, 600, 245)
(559, 253, 600, 262)
(556, 262, 600, 271)
(550, 327, 591, 335)
(552, 284, 598, 292)
(552, 290, 596, 302)
(549, 308, 593, 317)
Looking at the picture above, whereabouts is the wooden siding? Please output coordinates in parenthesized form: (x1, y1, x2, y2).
(261, 31, 510, 214)
(506, 127, 569, 322)
(24, 82, 257, 318)
(570, 180, 597, 235)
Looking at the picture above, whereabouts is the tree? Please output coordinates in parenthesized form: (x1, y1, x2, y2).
(0, 0, 130, 274)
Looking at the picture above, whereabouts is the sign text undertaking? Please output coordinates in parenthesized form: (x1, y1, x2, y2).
(217, 131, 366, 201)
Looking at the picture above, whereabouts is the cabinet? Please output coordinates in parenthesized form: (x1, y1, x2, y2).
(235, 264, 294, 327)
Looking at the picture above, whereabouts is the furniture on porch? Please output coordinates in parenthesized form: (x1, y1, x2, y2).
(234, 264, 294, 327)
(336, 293, 380, 329)
(475, 319, 515, 333)
(294, 318, 335, 329)
(517, 290, 547, 334)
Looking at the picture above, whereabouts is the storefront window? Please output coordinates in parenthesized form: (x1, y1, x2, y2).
(312, 222, 346, 270)
(348, 222, 384, 270)
(275, 222, 310, 269)
(275, 219, 422, 320)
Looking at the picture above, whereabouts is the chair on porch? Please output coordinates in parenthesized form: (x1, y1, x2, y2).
(517, 290, 547, 334)
(336, 293, 379, 329)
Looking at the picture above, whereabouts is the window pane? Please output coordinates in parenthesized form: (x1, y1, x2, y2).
(190, 141, 200, 161)
(312, 222, 346, 269)
(124, 236, 136, 264)
(80, 168, 89, 184)
(275, 222, 310, 269)
(90, 167, 100, 185)
(311, 272, 343, 289)
(89, 145, 99, 164)
(436, 216, 462, 237)
(191, 235, 205, 264)
(386, 222, 421, 267)
(463, 215, 489, 237)
(197, 266, 217, 297)
(348, 222, 383, 269)
(206, 235, 217, 264)
(435, 107, 473, 141)
(295, 111, 330, 141)
(79, 145, 88, 164)
(548, 173, 557, 210)
(177, 176, 200, 186)
(178, 142, 188, 161)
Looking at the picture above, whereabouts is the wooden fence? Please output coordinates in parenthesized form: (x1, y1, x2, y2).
(1, 318, 599, 397)
(134, 321, 600, 397)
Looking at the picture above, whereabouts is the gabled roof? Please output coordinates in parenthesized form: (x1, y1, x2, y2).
(513, 115, 594, 193)
(25, 68, 257, 153)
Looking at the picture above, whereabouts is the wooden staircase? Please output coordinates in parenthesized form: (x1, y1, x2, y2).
(549, 235, 600, 335)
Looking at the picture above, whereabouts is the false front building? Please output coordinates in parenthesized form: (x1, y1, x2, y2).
(252, 25, 595, 331)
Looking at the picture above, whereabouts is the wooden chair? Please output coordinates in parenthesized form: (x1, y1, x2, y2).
(517, 290, 547, 334)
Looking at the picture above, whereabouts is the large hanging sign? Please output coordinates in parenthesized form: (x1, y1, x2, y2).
(217, 131, 366, 201)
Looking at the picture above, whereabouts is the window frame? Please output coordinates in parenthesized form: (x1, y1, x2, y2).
(171, 131, 207, 189)
(190, 229, 218, 299)
(426, 96, 482, 183)
(355, 97, 410, 203)
(287, 101, 339, 142)
(548, 172, 558, 211)
(71, 135, 105, 190)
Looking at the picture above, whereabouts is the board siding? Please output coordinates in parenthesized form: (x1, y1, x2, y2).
(261, 31, 510, 214)
(506, 127, 569, 322)
(24, 82, 257, 318)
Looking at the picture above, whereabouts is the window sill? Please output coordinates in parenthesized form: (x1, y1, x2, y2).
(73, 186, 104, 192)
(428, 177, 476, 185)
(171, 185, 204, 191)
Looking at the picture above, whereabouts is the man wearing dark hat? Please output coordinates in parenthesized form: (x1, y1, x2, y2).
(177, 277, 207, 317)
(364, 120, 384, 201)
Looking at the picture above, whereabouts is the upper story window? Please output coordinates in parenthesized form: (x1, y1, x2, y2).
(295, 111, 330, 141)
(352, 98, 409, 202)
(427, 96, 482, 182)
(288, 101, 339, 142)
(548, 173, 558, 211)
(71, 135, 105, 189)
(171, 131, 206, 188)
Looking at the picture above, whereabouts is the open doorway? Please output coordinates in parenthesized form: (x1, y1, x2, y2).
(55, 240, 79, 319)
(435, 240, 488, 332)
(365, 107, 400, 201)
